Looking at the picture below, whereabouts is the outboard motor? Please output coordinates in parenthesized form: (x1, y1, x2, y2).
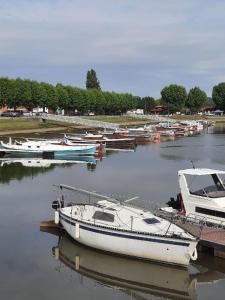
(52, 199, 64, 210)
(52, 200, 60, 210)
(166, 193, 183, 210)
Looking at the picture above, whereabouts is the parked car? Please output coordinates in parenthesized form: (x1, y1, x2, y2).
(1, 111, 13, 117)
(1, 110, 23, 117)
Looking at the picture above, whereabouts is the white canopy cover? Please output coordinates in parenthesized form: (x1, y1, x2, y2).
(178, 168, 225, 176)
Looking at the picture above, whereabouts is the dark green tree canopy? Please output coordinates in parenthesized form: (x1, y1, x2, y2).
(212, 82, 225, 110)
(86, 69, 101, 90)
(186, 87, 207, 112)
(0, 77, 14, 106)
(161, 84, 187, 112)
(140, 97, 155, 113)
(56, 84, 69, 110)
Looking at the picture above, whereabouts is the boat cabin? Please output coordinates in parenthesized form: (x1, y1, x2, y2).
(178, 168, 225, 224)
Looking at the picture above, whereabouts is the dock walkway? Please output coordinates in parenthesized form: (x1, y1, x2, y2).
(156, 210, 225, 258)
(176, 221, 225, 251)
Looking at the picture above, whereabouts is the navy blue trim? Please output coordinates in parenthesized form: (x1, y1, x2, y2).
(60, 214, 190, 247)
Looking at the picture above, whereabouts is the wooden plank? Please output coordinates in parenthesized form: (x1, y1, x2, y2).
(214, 249, 225, 259)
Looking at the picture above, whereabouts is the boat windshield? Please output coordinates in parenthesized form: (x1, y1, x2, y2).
(186, 173, 225, 198)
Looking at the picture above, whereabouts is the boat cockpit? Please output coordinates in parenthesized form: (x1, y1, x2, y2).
(189, 173, 225, 198)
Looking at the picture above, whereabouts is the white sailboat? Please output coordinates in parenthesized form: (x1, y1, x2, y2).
(52, 185, 198, 267)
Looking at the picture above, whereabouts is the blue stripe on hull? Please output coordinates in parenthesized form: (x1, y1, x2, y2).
(60, 214, 190, 247)
(54, 146, 96, 156)
(1, 145, 96, 156)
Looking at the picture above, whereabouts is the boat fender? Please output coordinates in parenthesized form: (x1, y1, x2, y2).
(54, 211, 59, 224)
(53, 247, 59, 260)
(190, 248, 198, 261)
(75, 255, 80, 270)
(75, 223, 80, 238)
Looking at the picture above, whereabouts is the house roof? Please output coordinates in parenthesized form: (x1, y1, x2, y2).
(178, 168, 225, 176)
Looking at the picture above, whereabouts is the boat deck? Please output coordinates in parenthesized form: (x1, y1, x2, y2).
(60, 201, 194, 239)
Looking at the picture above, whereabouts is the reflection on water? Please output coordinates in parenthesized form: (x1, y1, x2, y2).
(1, 126, 225, 300)
(51, 234, 225, 300)
(210, 124, 225, 134)
(0, 156, 97, 183)
(160, 126, 225, 165)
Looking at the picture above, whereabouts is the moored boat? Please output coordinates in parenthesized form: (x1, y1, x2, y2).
(113, 130, 160, 143)
(167, 168, 225, 226)
(51, 185, 198, 267)
(0, 139, 97, 156)
(64, 133, 136, 149)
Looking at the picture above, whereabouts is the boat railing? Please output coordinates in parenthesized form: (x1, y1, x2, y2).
(186, 213, 225, 229)
(155, 209, 225, 232)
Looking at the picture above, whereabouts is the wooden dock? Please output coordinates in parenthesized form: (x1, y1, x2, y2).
(154, 209, 225, 259)
(176, 220, 225, 258)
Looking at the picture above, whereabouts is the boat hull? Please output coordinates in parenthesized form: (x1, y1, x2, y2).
(59, 212, 197, 267)
(0, 142, 97, 156)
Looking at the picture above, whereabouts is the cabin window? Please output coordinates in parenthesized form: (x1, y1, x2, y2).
(92, 211, 114, 222)
(187, 173, 225, 197)
(37, 146, 40, 148)
(143, 218, 160, 224)
(196, 207, 225, 219)
(28, 146, 31, 148)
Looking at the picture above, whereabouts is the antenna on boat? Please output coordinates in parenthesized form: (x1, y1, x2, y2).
(190, 160, 195, 169)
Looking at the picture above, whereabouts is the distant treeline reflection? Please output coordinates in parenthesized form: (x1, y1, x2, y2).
(0, 162, 55, 183)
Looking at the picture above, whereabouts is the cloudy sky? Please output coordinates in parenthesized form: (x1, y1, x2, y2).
(0, 0, 225, 98)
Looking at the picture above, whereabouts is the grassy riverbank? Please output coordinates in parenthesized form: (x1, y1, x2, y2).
(0, 116, 151, 135)
(170, 115, 225, 122)
(0, 119, 71, 132)
(84, 114, 225, 124)
(1, 114, 225, 135)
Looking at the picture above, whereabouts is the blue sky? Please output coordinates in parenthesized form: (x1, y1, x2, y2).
(0, 0, 225, 98)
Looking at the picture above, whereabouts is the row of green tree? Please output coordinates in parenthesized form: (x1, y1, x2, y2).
(138, 83, 225, 113)
(0, 77, 138, 114)
(86, 69, 225, 112)
(1, 76, 225, 114)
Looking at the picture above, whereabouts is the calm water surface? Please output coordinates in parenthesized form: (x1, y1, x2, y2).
(1, 126, 225, 300)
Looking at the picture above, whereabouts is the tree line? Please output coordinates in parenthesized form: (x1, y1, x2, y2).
(1, 72, 225, 114)
(139, 83, 225, 114)
(0, 77, 138, 114)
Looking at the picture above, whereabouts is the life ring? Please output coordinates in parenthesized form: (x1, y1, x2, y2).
(190, 248, 198, 261)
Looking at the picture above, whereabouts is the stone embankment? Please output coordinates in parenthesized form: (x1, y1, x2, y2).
(46, 114, 120, 130)
(125, 113, 171, 122)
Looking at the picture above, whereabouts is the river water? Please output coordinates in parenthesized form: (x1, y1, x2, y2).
(1, 126, 225, 300)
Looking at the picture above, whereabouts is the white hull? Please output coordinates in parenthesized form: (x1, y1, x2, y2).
(60, 213, 197, 266)
(0, 141, 96, 156)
